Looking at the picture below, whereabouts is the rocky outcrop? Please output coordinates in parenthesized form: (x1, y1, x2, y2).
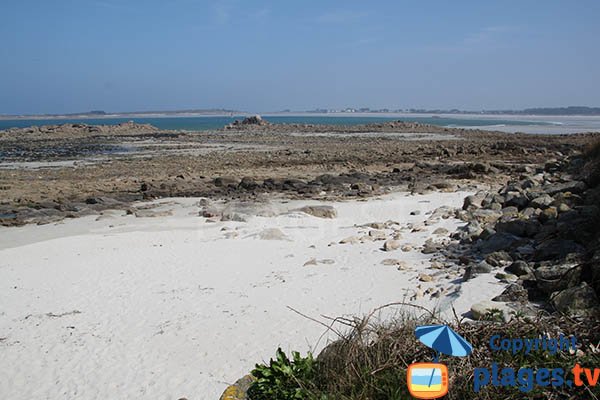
(0, 121, 159, 140)
(449, 153, 600, 316)
(225, 115, 270, 129)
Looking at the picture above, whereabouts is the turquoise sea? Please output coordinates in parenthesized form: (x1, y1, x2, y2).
(0, 115, 555, 132)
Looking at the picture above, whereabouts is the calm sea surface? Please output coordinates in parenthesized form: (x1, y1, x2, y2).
(1, 114, 599, 134)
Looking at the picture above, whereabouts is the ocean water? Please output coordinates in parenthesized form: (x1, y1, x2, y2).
(0, 114, 599, 134)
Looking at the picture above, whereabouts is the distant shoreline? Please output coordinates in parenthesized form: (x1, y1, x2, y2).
(0, 112, 244, 121)
(4, 111, 600, 121)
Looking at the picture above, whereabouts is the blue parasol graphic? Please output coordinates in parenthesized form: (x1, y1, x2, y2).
(415, 324, 473, 387)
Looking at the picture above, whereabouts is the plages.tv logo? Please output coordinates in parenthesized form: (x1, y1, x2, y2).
(408, 324, 473, 399)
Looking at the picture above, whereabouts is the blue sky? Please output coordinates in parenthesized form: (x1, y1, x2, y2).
(1, 0, 599, 114)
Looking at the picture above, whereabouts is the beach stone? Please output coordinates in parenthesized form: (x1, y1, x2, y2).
(364, 222, 386, 229)
(462, 193, 485, 210)
(303, 258, 318, 267)
(462, 266, 476, 281)
(221, 212, 248, 222)
(351, 182, 372, 192)
(474, 261, 493, 273)
(496, 219, 541, 238)
(530, 194, 554, 209)
(539, 206, 558, 223)
(257, 228, 288, 241)
(297, 205, 337, 219)
(134, 209, 173, 218)
(505, 260, 533, 276)
(392, 232, 403, 240)
(458, 221, 482, 240)
(521, 207, 540, 218)
(533, 239, 584, 261)
(240, 115, 268, 125)
(478, 232, 523, 254)
(410, 223, 426, 232)
(470, 300, 513, 322)
(492, 284, 529, 303)
(220, 374, 254, 400)
(214, 177, 240, 187)
(418, 273, 434, 282)
(421, 239, 442, 254)
(495, 272, 518, 283)
(340, 236, 360, 244)
(239, 177, 259, 190)
(534, 262, 581, 294)
(368, 230, 387, 240)
(472, 209, 503, 224)
(485, 251, 513, 267)
(383, 239, 401, 251)
(401, 245, 413, 252)
(201, 207, 221, 218)
(504, 191, 529, 209)
(381, 258, 400, 266)
(552, 282, 600, 316)
(432, 227, 449, 236)
(396, 261, 409, 270)
(542, 181, 587, 196)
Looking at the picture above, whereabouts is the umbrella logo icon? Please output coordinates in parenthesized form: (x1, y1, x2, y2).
(407, 325, 473, 399)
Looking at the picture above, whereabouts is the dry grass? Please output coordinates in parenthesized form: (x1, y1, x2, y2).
(292, 305, 600, 400)
(585, 139, 600, 161)
(582, 138, 600, 187)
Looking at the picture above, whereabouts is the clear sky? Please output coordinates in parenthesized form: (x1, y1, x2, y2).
(1, 0, 599, 114)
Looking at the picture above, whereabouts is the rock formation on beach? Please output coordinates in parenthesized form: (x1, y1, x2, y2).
(225, 115, 270, 129)
(445, 148, 600, 317)
(0, 121, 159, 140)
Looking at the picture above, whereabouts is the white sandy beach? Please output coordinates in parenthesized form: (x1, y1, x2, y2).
(0, 191, 507, 399)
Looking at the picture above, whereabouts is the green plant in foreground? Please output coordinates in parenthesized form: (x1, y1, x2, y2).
(248, 347, 317, 400)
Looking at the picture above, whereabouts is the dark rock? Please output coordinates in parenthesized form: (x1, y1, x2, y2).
(463, 193, 485, 210)
(422, 239, 443, 254)
(314, 174, 339, 185)
(503, 191, 529, 209)
(542, 181, 587, 196)
(500, 206, 520, 218)
(471, 209, 503, 224)
(477, 232, 525, 254)
(474, 261, 493, 273)
(214, 177, 240, 188)
(282, 179, 306, 190)
(533, 239, 585, 261)
(492, 284, 529, 303)
(241, 115, 269, 125)
(538, 206, 558, 223)
(496, 219, 541, 238)
(552, 282, 600, 316)
(530, 194, 554, 209)
(462, 266, 475, 281)
(505, 260, 533, 276)
(485, 251, 513, 267)
(239, 177, 259, 190)
(351, 182, 372, 192)
(534, 262, 582, 294)
(479, 227, 496, 240)
(481, 193, 504, 208)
